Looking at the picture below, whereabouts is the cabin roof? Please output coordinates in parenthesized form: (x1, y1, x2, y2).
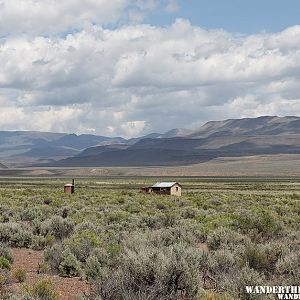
(64, 184, 74, 187)
(151, 182, 180, 188)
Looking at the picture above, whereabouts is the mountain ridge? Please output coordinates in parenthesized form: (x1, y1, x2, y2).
(47, 116, 300, 167)
(1, 116, 299, 167)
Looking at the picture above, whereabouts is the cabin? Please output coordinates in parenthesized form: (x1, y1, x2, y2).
(64, 179, 75, 194)
(141, 182, 182, 196)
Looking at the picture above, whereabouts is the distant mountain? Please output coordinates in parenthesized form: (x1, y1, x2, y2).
(2, 116, 300, 167)
(76, 144, 129, 157)
(126, 128, 192, 144)
(189, 116, 300, 138)
(0, 131, 125, 165)
(20, 145, 80, 158)
(50, 116, 300, 167)
(0, 162, 7, 169)
(160, 128, 193, 138)
(127, 133, 162, 145)
(53, 134, 125, 149)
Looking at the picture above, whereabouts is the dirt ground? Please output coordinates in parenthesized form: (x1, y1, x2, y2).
(11, 248, 90, 300)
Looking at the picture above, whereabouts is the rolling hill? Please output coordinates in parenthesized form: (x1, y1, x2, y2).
(50, 116, 300, 167)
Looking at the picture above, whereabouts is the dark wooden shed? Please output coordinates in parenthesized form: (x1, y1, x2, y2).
(64, 184, 74, 194)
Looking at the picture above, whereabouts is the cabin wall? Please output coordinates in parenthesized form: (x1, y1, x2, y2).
(170, 185, 181, 196)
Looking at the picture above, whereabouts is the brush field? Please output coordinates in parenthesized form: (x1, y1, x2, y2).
(0, 177, 299, 300)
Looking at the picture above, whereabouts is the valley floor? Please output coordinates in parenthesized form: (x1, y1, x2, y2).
(1, 154, 300, 177)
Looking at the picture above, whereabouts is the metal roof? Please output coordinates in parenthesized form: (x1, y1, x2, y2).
(64, 184, 74, 187)
(151, 182, 179, 188)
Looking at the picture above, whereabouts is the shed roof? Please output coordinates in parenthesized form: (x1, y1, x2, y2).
(151, 182, 180, 188)
(64, 184, 74, 187)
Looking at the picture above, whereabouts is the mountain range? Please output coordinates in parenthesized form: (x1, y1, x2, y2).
(0, 116, 299, 168)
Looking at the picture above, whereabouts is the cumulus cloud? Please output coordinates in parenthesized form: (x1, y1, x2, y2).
(0, 0, 128, 35)
(0, 0, 179, 35)
(0, 16, 300, 137)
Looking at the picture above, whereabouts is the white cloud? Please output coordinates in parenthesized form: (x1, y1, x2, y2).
(0, 0, 179, 35)
(0, 0, 130, 35)
(0, 19, 300, 136)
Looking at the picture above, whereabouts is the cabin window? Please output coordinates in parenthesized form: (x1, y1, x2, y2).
(176, 187, 179, 191)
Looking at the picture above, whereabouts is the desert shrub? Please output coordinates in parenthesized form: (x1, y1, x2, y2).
(180, 207, 199, 219)
(276, 251, 300, 284)
(209, 250, 236, 274)
(75, 221, 98, 233)
(44, 244, 64, 271)
(43, 198, 52, 205)
(149, 224, 199, 247)
(138, 212, 179, 230)
(64, 230, 100, 262)
(0, 256, 11, 271)
(0, 269, 11, 299)
(31, 235, 54, 250)
(37, 262, 49, 275)
(58, 248, 82, 277)
(40, 216, 74, 240)
(243, 243, 282, 274)
(224, 267, 266, 300)
(0, 205, 14, 223)
(234, 210, 283, 237)
(207, 227, 250, 251)
(13, 268, 26, 283)
(20, 208, 41, 222)
(86, 255, 102, 280)
(23, 278, 59, 300)
(0, 244, 13, 264)
(90, 243, 202, 300)
(90, 248, 110, 267)
(0, 223, 33, 247)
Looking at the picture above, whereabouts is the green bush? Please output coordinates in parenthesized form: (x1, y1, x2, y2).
(41, 216, 74, 240)
(23, 278, 59, 300)
(58, 248, 82, 277)
(234, 210, 283, 237)
(0, 223, 33, 247)
(20, 208, 41, 222)
(207, 227, 250, 251)
(64, 230, 100, 262)
(13, 268, 27, 283)
(86, 255, 102, 280)
(232, 267, 266, 300)
(90, 242, 202, 300)
(0, 256, 11, 271)
(243, 243, 281, 274)
(44, 243, 64, 271)
(31, 234, 54, 250)
(0, 243, 13, 264)
(276, 251, 300, 284)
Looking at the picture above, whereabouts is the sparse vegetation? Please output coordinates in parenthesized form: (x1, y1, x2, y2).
(0, 177, 298, 299)
(23, 278, 59, 300)
(12, 268, 26, 283)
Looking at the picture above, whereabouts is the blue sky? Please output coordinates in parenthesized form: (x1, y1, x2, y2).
(0, 0, 300, 136)
(146, 0, 300, 33)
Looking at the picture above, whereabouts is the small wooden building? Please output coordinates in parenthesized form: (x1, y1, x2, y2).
(64, 184, 74, 194)
(64, 179, 75, 194)
(141, 182, 182, 196)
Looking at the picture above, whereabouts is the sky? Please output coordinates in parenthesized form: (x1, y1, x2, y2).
(0, 0, 300, 137)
